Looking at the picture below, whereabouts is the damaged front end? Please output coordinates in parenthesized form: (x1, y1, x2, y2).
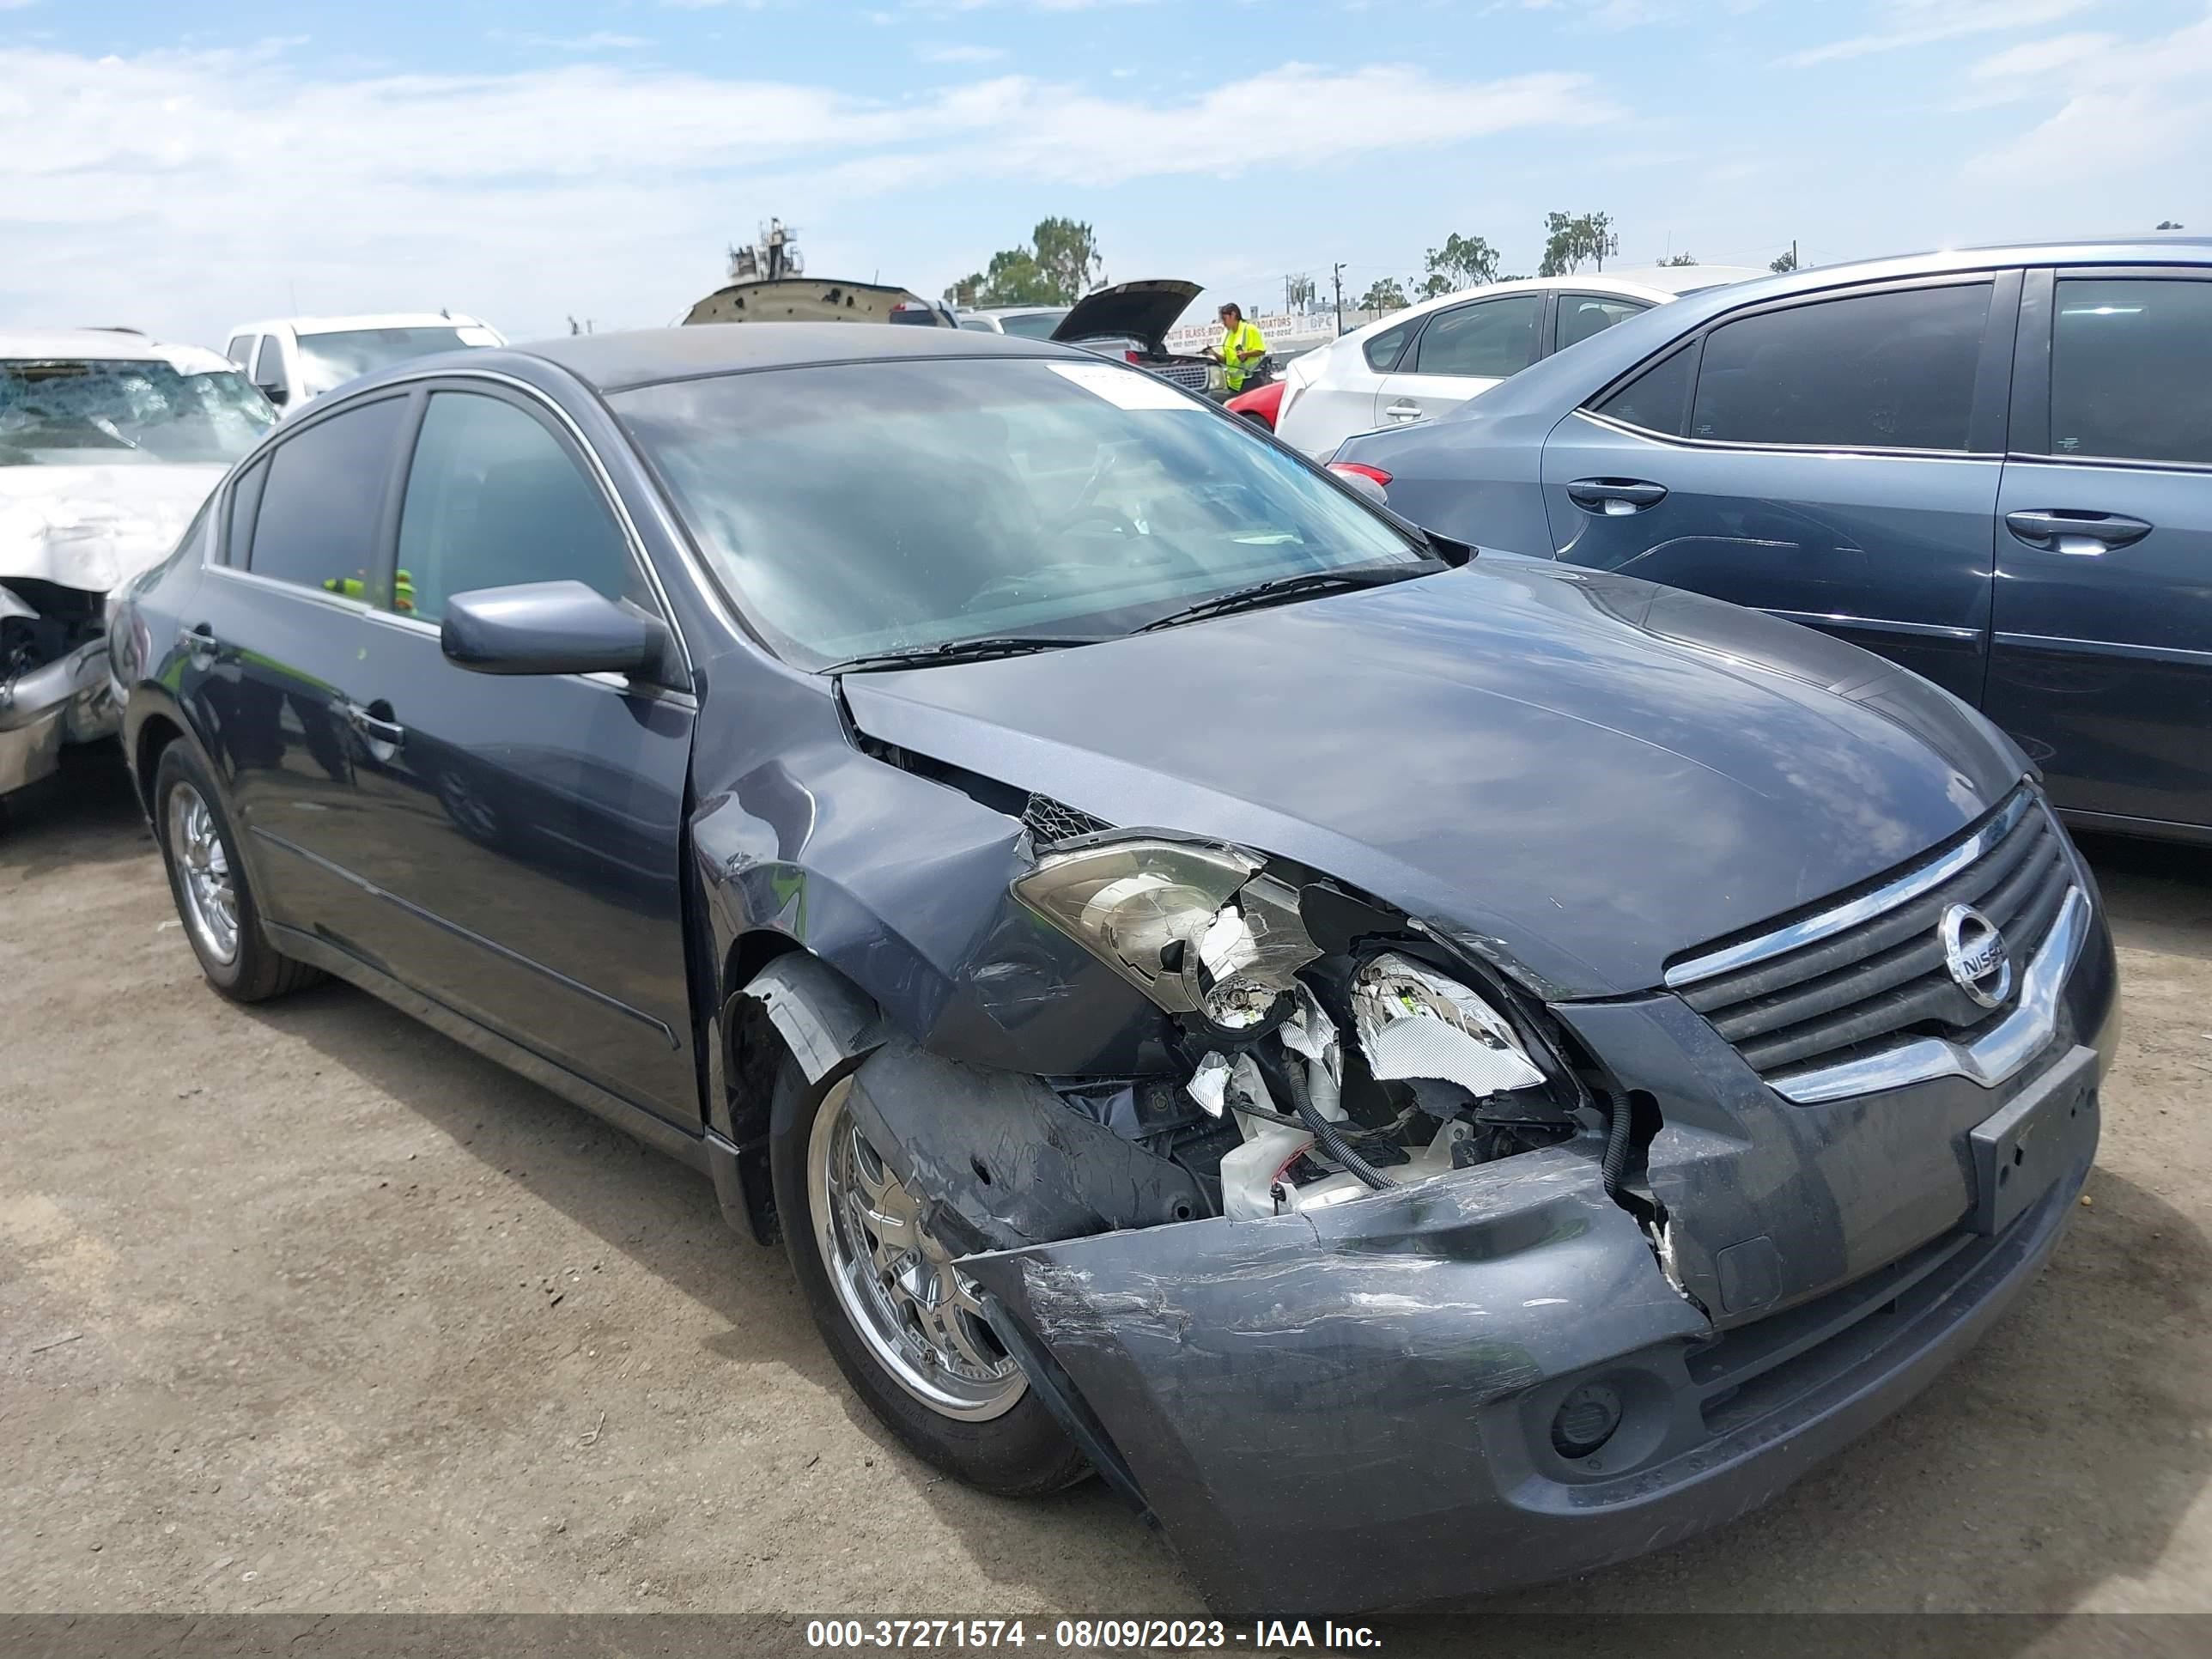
(1, 579, 118, 797)
(823, 823, 1731, 1607)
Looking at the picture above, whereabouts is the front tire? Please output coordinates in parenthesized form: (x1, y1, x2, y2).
(153, 743, 322, 1003)
(771, 1055, 1090, 1497)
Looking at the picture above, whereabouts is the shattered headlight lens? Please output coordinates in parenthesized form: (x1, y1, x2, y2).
(1352, 952, 1545, 1096)
(1012, 838, 1319, 1027)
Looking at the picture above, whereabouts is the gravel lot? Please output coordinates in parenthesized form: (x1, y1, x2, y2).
(5, 744, 2211, 1620)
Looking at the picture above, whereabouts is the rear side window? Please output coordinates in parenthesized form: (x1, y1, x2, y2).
(1363, 319, 1417, 374)
(394, 391, 642, 624)
(1689, 283, 1992, 451)
(245, 397, 407, 597)
(1557, 294, 1650, 352)
(1411, 295, 1544, 379)
(2049, 276, 2212, 466)
(1591, 341, 1698, 437)
(223, 458, 268, 567)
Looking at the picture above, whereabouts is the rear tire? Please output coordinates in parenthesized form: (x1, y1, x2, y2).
(153, 742, 323, 1003)
(771, 1054, 1091, 1497)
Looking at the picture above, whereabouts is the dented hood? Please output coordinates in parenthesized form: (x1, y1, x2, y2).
(1051, 280, 1202, 350)
(840, 558, 2025, 999)
(0, 463, 225, 596)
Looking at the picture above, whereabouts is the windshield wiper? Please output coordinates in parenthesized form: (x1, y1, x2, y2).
(822, 634, 1111, 674)
(1136, 559, 1446, 633)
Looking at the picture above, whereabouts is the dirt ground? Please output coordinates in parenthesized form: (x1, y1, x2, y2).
(4, 744, 2212, 1621)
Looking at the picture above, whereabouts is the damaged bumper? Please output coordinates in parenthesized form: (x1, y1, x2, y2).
(964, 1097, 2096, 1615)
(0, 639, 115, 795)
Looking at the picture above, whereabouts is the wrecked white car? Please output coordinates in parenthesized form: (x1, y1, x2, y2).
(1, 332, 273, 800)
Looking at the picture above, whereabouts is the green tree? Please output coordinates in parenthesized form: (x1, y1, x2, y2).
(946, 218, 1105, 307)
(1422, 232, 1501, 295)
(1538, 210, 1618, 277)
(1358, 277, 1408, 312)
(1661, 252, 1698, 266)
(1769, 247, 1799, 274)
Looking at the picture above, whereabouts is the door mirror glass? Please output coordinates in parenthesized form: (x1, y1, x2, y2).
(441, 580, 669, 678)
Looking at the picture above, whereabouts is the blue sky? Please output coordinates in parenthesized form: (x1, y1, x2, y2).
(3, 0, 2207, 347)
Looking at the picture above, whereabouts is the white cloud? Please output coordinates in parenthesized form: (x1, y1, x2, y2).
(917, 44, 1009, 63)
(1785, 0, 2098, 68)
(0, 45, 1601, 344)
(1967, 9, 2212, 182)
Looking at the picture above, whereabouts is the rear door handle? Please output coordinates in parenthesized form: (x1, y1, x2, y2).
(1566, 477, 1668, 514)
(1383, 401, 1424, 422)
(180, 625, 219, 654)
(2004, 509, 2153, 555)
(344, 702, 406, 748)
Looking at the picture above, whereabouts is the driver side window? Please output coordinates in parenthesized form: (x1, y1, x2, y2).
(393, 392, 647, 625)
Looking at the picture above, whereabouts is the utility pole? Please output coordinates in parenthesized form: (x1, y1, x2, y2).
(1332, 263, 1346, 337)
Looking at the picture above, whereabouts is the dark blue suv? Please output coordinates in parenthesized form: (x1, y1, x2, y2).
(1335, 239, 2212, 843)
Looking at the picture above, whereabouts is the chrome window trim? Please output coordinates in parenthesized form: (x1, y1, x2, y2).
(1768, 884, 2087, 1104)
(1664, 786, 2039, 988)
(202, 562, 374, 617)
(1568, 407, 2003, 463)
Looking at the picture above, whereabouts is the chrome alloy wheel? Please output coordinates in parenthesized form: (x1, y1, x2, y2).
(807, 1079, 1026, 1420)
(167, 781, 240, 966)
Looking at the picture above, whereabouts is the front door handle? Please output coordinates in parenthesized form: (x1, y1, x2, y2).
(2005, 509, 2153, 555)
(344, 701, 406, 749)
(1566, 477, 1668, 515)
(1383, 401, 1424, 422)
(180, 625, 219, 657)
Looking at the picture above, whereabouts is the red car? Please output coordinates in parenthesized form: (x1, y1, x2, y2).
(1224, 377, 1285, 429)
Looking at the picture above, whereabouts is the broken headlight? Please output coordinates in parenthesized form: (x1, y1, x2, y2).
(1012, 837, 1320, 1030)
(1351, 951, 1545, 1096)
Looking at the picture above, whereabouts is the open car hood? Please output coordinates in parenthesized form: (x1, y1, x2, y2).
(1051, 280, 1202, 351)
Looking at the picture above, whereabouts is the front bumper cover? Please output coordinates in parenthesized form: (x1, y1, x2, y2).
(965, 1083, 2096, 1614)
(0, 641, 115, 795)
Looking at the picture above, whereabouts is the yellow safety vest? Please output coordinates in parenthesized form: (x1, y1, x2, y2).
(1220, 321, 1267, 392)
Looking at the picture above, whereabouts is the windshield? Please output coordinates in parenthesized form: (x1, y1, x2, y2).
(0, 358, 276, 466)
(615, 356, 1423, 668)
(295, 326, 488, 394)
(999, 310, 1069, 340)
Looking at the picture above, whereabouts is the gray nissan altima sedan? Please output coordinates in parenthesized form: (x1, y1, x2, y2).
(111, 323, 2118, 1613)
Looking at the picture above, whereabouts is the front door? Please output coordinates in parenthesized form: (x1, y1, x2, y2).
(1540, 276, 2014, 704)
(1987, 270, 2212, 830)
(1371, 290, 1545, 430)
(347, 386, 702, 1127)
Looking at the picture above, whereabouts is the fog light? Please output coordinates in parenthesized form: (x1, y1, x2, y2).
(1550, 1382, 1623, 1459)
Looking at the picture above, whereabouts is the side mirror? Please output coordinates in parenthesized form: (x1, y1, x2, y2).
(441, 580, 670, 679)
(255, 380, 288, 407)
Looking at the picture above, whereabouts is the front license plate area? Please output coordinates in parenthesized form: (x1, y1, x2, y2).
(1970, 1044, 2098, 1237)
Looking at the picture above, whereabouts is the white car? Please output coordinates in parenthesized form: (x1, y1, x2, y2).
(222, 313, 504, 416)
(955, 306, 1072, 339)
(1274, 267, 1765, 458)
(1, 330, 275, 799)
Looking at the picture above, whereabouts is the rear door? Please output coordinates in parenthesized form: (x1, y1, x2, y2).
(180, 393, 410, 935)
(1372, 290, 1547, 429)
(1539, 274, 2016, 703)
(1277, 314, 1419, 457)
(344, 384, 702, 1127)
(1986, 268, 2212, 830)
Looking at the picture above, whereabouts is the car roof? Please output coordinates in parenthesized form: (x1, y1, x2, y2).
(226, 313, 490, 337)
(1328, 268, 1768, 350)
(470, 322, 1076, 394)
(0, 329, 235, 374)
(1402, 234, 2212, 430)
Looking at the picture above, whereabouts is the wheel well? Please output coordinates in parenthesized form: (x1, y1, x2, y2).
(134, 714, 185, 823)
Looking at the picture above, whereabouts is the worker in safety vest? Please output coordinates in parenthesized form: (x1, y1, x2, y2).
(323, 569, 416, 612)
(1212, 302, 1267, 394)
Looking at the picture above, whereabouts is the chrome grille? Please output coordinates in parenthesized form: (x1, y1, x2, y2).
(1667, 790, 2081, 1101)
(1155, 361, 1209, 392)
